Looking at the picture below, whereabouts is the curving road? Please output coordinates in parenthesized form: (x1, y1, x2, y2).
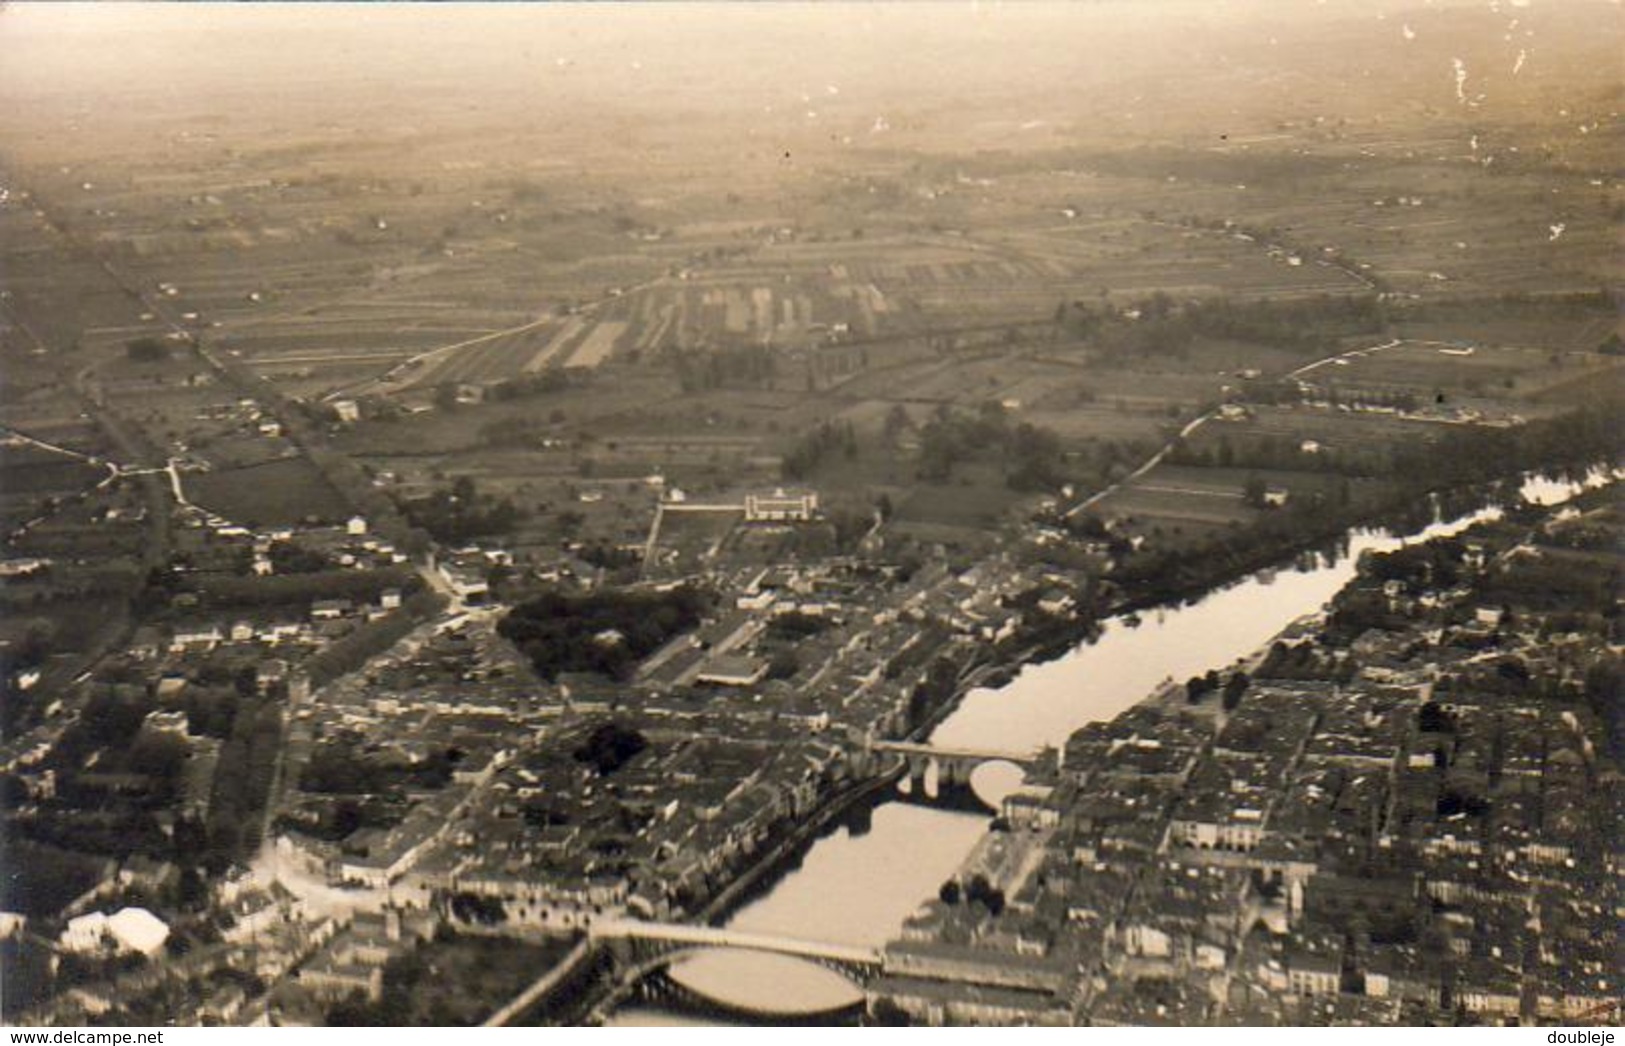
(1065, 336, 1405, 520)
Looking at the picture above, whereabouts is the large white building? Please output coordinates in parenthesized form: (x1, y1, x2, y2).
(59, 908, 169, 957)
(744, 487, 819, 522)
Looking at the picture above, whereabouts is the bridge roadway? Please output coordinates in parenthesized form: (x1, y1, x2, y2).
(588, 917, 880, 968)
(868, 740, 1037, 766)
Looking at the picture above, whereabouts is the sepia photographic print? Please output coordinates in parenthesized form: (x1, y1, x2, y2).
(0, 0, 1620, 1032)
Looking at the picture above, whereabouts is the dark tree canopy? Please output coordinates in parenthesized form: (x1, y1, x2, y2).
(498, 585, 709, 681)
(572, 722, 648, 776)
(125, 336, 172, 362)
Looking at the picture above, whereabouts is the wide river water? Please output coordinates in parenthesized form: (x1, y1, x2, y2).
(608, 470, 1611, 1024)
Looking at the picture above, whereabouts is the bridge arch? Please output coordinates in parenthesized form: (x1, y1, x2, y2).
(635, 964, 864, 1025)
(875, 741, 1036, 808)
(589, 922, 880, 1022)
(613, 942, 873, 991)
(589, 918, 881, 978)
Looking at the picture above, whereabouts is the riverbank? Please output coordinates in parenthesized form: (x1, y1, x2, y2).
(867, 474, 1621, 1027)
(947, 464, 1614, 849)
(591, 465, 1617, 1024)
(482, 760, 910, 1026)
(992, 459, 1618, 713)
(696, 759, 908, 925)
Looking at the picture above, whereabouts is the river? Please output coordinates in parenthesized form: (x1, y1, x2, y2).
(608, 468, 1613, 1024)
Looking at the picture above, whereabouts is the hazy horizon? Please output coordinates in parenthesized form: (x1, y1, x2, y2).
(3, 1, 1617, 167)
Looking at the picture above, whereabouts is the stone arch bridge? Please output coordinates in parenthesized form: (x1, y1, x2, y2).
(867, 740, 1038, 798)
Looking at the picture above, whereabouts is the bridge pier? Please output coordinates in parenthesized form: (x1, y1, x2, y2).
(905, 754, 930, 796)
(603, 935, 637, 968)
(900, 752, 994, 804)
(871, 741, 1038, 810)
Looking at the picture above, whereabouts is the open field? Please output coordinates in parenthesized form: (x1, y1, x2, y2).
(9, 132, 1619, 569)
(894, 463, 1030, 531)
(186, 457, 352, 526)
(1391, 299, 1621, 353)
(0, 404, 107, 460)
(22, 93, 1613, 414)
(0, 445, 103, 494)
(648, 507, 741, 573)
(1304, 339, 1623, 409)
(0, 446, 106, 531)
(1095, 460, 1394, 553)
(0, 0, 1617, 578)
(1198, 405, 1452, 466)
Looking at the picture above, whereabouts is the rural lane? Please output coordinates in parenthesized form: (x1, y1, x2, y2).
(1065, 337, 1404, 520)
